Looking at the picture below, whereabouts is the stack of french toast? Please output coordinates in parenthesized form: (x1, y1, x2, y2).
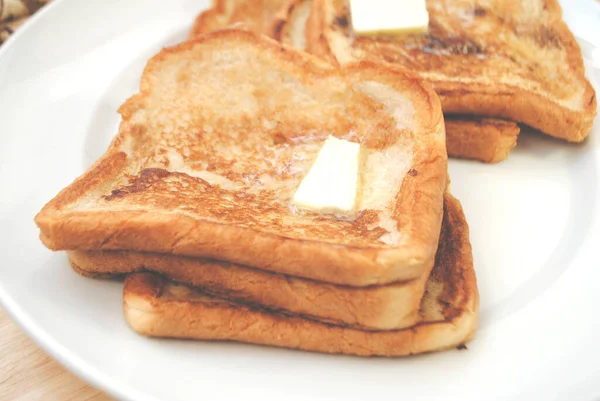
(34, 0, 595, 357)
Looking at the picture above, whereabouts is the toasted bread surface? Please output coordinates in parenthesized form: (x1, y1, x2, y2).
(445, 116, 519, 163)
(307, 0, 596, 142)
(193, 0, 521, 163)
(272, 0, 312, 50)
(70, 250, 427, 330)
(122, 193, 478, 356)
(277, 0, 521, 162)
(70, 194, 465, 330)
(36, 30, 447, 286)
(190, 0, 288, 38)
(69, 193, 462, 330)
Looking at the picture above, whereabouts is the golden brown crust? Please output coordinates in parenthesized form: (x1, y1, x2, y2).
(68, 194, 470, 331)
(190, 0, 289, 38)
(272, 0, 312, 49)
(69, 260, 122, 279)
(189, 2, 223, 38)
(307, 0, 597, 142)
(35, 29, 447, 286)
(437, 86, 594, 143)
(305, 0, 337, 64)
(122, 194, 478, 357)
(70, 250, 428, 330)
(445, 117, 520, 163)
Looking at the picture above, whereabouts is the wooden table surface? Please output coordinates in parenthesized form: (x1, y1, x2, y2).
(0, 308, 112, 401)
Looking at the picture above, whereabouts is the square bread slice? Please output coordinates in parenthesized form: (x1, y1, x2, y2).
(35, 30, 447, 286)
(122, 193, 478, 356)
(69, 193, 466, 331)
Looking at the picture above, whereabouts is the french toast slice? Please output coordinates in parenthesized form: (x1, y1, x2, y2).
(70, 248, 429, 330)
(445, 116, 519, 163)
(306, 0, 597, 142)
(35, 30, 447, 286)
(191, 0, 521, 163)
(70, 194, 462, 331)
(122, 193, 478, 356)
(190, 0, 288, 38)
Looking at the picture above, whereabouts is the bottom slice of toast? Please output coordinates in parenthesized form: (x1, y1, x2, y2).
(70, 249, 431, 331)
(122, 196, 479, 357)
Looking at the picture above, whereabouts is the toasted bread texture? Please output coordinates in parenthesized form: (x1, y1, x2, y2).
(190, 0, 288, 37)
(275, 0, 521, 162)
(35, 29, 447, 286)
(122, 193, 478, 356)
(192, 0, 521, 163)
(69, 194, 465, 331)
(445, 117, 519, 163)
(272, 0, 312, 50)
(70, 248, 429, 330)
(306, 0, 596, 142)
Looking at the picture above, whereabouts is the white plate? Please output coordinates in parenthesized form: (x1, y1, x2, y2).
(0, 1, 599, 400)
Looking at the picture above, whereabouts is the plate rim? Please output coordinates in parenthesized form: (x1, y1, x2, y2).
(0, 1, 177, 399)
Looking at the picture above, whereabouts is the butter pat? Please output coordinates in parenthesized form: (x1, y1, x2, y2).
(350, 0, 429, 36)
(293, 136, 360, 214)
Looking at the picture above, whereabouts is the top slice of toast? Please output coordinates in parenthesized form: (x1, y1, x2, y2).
(35, 30, 447, 286)
(306, 0, 597, 142)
